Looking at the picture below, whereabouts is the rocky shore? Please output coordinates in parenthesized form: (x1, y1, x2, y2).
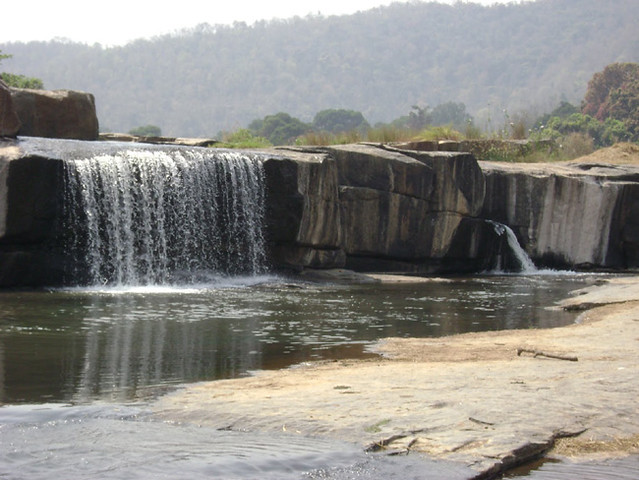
(153, 275, 639, 479)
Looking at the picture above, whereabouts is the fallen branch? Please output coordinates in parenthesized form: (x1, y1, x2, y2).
(469, 417, 495, 426)
(365, 434, 407, 452)
(517, 348, 578, 362)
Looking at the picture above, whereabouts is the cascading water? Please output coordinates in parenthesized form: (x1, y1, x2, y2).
(488, 220, 537, 273)
(62, 147, 267, 286)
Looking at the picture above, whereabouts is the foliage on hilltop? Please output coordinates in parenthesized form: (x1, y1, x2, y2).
(0, 1, 638, 137)
(0, 49, 43, 88)
(534, 63, 639, 149)
(582, 63, 639, 140)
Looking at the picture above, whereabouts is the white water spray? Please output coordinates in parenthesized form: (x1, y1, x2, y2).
(63, 148, 266, 286)
(488, 220, 537, 273)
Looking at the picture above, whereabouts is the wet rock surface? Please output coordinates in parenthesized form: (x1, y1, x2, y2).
(153, 276, 639, 479)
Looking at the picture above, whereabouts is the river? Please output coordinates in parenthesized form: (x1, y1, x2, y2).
(2, 273, 624, 478)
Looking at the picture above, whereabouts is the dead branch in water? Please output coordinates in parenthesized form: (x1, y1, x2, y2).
(517, 348, 578, 362)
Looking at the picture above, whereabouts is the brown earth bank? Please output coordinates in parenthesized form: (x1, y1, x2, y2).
(152, 275, 639, 479)
(572, 142, 639, 165)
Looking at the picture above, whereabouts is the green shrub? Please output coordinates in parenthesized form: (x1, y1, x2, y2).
(1, 72, 44, 89)
(296, 129, 364, 146)
(537, 113, 630, 148)
(216, 129, 272, 148)
(129, 125, 162, 137)
(414, 125, 463, 141)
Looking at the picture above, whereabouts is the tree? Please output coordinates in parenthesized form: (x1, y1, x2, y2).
(128, 125, 162, 136)
(607, 76, 639, 140)
(1, 50, 45, 89)
(312, 109, 370, 134)
(534, 101, 579, 129)
(541, 113, 630, 147)
(249, 112, 310, 145)
(582, 63, 639, 141)
(430, 101, 473, 130)
(0, 50, 44, 90)
(0, 73, 44, 89)
(408, 105, 432, 130)
(582, 63, 639, 120)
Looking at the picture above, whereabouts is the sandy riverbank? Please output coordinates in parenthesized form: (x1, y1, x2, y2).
(153, 275, 639, 478)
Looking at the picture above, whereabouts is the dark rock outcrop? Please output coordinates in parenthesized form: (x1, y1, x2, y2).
(10, 88, 99, 140)
(0, 80, 20, 137)
(263, 149, 344, 270)
(265, 143, 498, 274)
(0, 140, 66, 286)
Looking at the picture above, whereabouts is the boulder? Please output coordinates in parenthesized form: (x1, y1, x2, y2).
(321, 144, 489, 272)
(616, 183, 639, 267)
(0, 80, 20, 137)
(10, 88, 99, 140)
(338, 186, 435, 260)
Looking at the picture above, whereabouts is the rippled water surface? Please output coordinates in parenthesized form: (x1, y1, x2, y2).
(0, 403, 478, 480)
(0, 274, 589, 404)
(0, 273, 615, 478)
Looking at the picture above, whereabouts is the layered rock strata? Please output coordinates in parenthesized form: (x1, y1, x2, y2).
(481, 160, 639, 270)
(0, 139, 504, 286)
(2, 137, 638, 287)
(265, 143, 502, 274)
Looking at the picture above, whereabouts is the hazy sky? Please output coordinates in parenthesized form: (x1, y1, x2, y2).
(1, 0, 516, 47)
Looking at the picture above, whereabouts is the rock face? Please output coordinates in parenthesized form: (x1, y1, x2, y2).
(2, 136, 638, 287)
(0, 141, 65, 286)
(0, 139, 503, 286)
(265, 144, 501, 274)
(263, 149, 345, 270)
(0, 80, 20, 137)
(10, 88, 99, 140)
(481, 160, 639, 270)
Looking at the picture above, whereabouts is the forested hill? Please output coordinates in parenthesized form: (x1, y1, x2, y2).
(2, 0, 638, 137)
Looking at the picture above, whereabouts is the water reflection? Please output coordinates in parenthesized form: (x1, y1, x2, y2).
(0, 275, 594, 404)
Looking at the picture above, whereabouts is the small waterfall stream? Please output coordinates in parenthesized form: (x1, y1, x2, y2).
(63, 147, 266, 286)
(488, 220, 537, 273)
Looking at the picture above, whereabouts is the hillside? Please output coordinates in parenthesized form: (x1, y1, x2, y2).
(2, 0, 638, 137)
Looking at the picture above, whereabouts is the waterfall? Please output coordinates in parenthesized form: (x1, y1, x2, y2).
(63, 147, 266, 286)
(488, 221, 537, 273)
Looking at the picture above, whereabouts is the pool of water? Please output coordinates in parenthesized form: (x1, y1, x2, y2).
(0, 272, 613, 479)
(504, 455, 639, 479)
(0, 273, 588, 404)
